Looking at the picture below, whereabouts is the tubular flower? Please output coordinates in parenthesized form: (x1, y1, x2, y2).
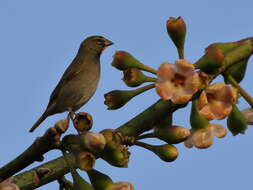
(155, 60, 200, 104)
(184, 123, 227, 149)
(197, 82, 237, 120)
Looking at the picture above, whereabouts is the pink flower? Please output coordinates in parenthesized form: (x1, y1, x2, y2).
(184, 123, 227, 149)
(198, 82, 237, 120)
(155, 60, 200, 104)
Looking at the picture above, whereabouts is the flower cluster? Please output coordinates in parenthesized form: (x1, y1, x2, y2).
(155, 59, 238, 149)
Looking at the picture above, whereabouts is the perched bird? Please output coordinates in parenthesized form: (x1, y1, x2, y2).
(30, 36, 113, 132)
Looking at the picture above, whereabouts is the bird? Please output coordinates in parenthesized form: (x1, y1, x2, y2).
(29, 36, 113, 132)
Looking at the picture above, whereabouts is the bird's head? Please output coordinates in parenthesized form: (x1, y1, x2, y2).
(79, 36, 113, 54)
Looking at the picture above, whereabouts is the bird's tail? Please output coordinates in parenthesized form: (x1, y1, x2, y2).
(29, 112, 48, 132)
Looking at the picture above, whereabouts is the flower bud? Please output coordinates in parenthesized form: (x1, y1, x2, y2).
(80, 132, 106, 153)
(207, 37, 252, 54)
(166, 17, 186, 58)
(74, 112, 93, 132)
(150, 144, 178, 162)
(112, 51, 156, 74)
(241, 107, 253, 125)
(101, 143, 130, 167)
(75, 151, 96, 171)
(104, 84, 155, 110)
(104, 90, 134, 110)
(71, 170, 93, 190)
(87, 169, 114, 190)
(154, 125, 190, 144)
(100, 129, 122, 145)
(227, 104, 248, 136)
(122, 68, 147, 87)
(224, 57, 249, 83)
(54, 118, 69, 134)
(194, 46, 225, 74)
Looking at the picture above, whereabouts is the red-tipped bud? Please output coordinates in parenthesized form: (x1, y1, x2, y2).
(74, 112, 93, 132)
(194, 46, 225, 74)
(54, 118, 69, 134)
(122, 68, 147, 87)
(112, 51, 157, 74)
(104, 90, 134, 110)
(166, 17, 186, 58)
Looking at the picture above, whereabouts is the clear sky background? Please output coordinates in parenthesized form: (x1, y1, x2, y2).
(1, 1, 253, 189)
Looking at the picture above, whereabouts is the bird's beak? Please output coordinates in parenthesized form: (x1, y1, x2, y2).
(104, 39, 114, 47)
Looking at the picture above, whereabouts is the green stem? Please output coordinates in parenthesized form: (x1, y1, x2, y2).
(133, 141, 153, 151)
(226, 74, 253, 108)
(140, 64, 157, 75)
(145, 76, 158, 83)
(132, 83, 155, 95)
(177, 48, 184, 59)
(12, 154, 76, 190)
(136, 133, 155, 140)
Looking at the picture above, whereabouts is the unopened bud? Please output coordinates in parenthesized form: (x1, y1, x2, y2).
(154, 125, 190, 144)
(74, 112, 93, 132)
(227, 105, 248, 136)
(122, 68, 147, 87)
(194, 46, 225, 74)
(87, 169, 114, 190)
(104, 84, 155, 110)
(112, 51, 156, 74)
(54, 118, 69, 134)
(104, 90, 134, 110)
(166, 16, 186, 58)
(101, 143, 130, 167)
(224, 57, 249, 83)
(75, 152, 95, 171)
(150, 144, 178, 162)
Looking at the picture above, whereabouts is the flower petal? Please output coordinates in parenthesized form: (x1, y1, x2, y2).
(174, 59, 195, 75)
(192, 128, 214, 149)
(184, 73, 200, 94)
(157, 62, 174, 82)
(172, 88, 193, 104)
(198, 105, 216, 120)
(155, 82, 174, 100)
(198, 91, 208, 110)
(210, 123, 227, 138)
(209, 100, 232, 120)
(218, 85, 237, 103)
(184, 137, 194, 148)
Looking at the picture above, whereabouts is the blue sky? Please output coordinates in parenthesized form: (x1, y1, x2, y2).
(1, 1, 253, 189)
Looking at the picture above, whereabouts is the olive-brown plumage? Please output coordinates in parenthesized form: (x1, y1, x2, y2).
(30, 36, 113, 132)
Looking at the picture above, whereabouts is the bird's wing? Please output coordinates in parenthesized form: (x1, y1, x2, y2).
(48, 55, 83, 106)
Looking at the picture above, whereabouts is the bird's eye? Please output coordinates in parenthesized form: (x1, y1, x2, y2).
(95, 38, 105, 45)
